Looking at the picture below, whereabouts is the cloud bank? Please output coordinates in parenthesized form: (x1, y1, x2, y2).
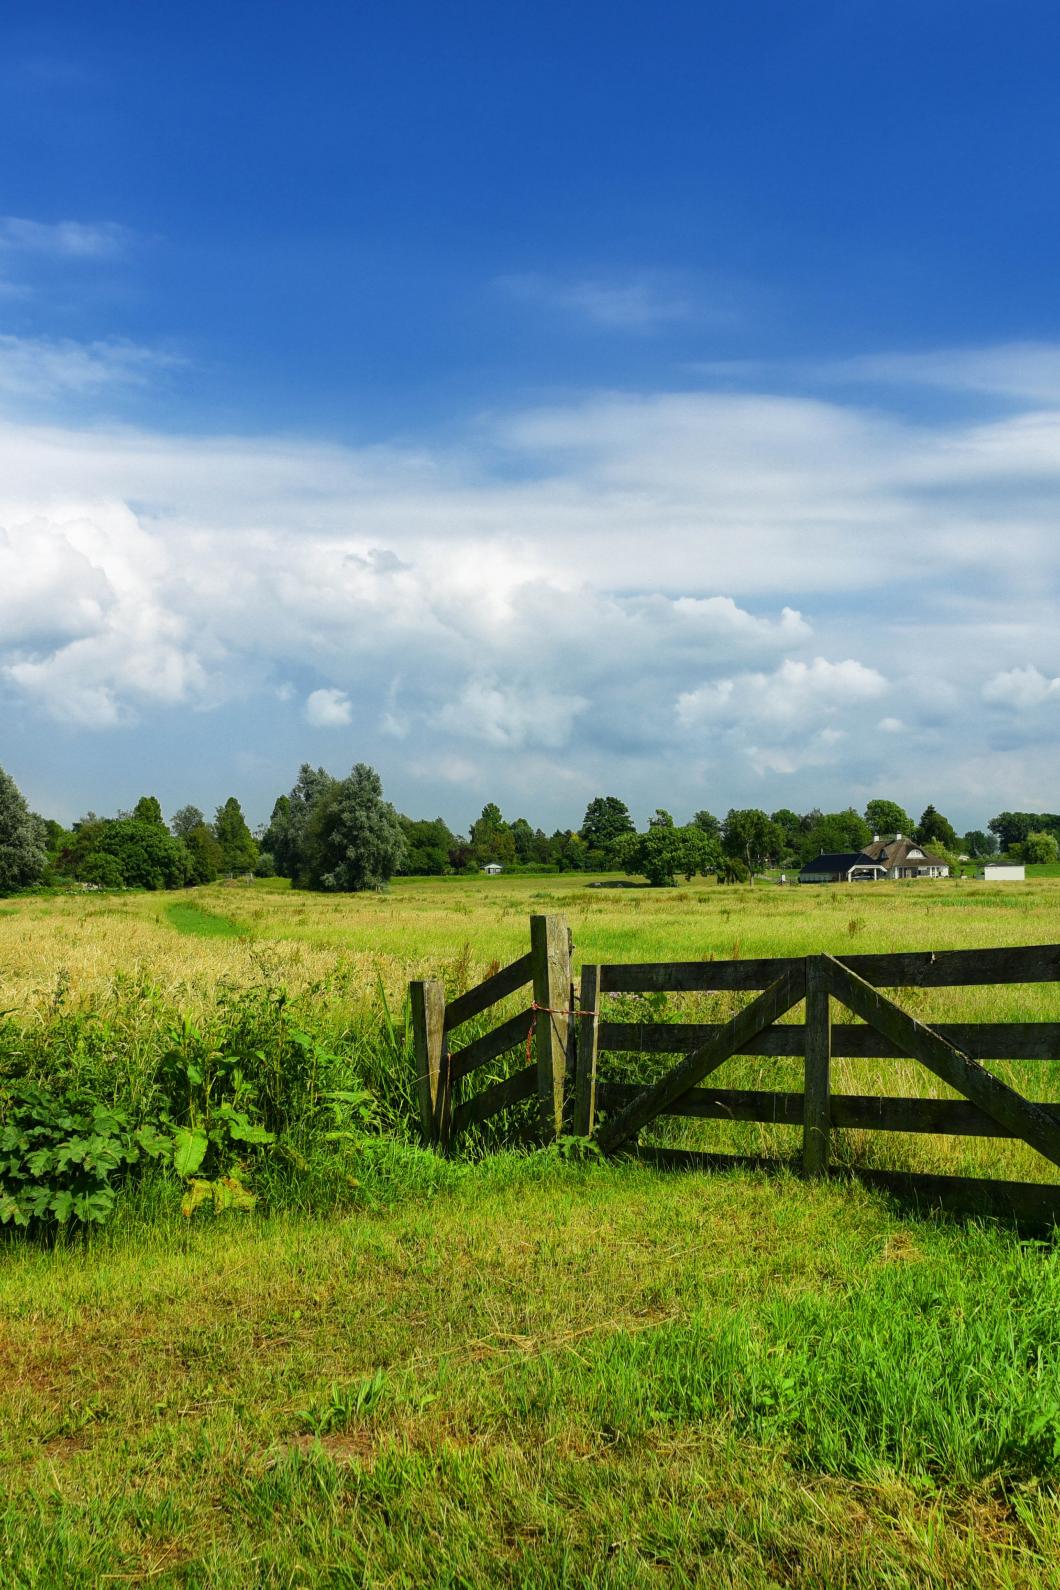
(2, 351, 1059, 825)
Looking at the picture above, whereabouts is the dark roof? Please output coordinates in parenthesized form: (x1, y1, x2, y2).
(863, 837, 948, 867)
(798, 852, 865, 874)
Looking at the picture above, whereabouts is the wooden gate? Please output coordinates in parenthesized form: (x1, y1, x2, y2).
(574, 943, 1060, 1224)
(411, 925, 1060, 1225)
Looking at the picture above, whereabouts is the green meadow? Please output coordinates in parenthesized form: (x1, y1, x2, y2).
(1, 873, 1060, 1585)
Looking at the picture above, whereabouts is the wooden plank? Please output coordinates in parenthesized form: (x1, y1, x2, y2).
(572, 964, 600, 1137)
(531, 915, 572, 1142)
(840, 944, 1060, 988)
(595, 965, 807, 1155)
(598, 943, 1060, 995)
(597, 1020, 1060, 1060)
(598, 1081, 805, 1125)
(449, 1007, 534, 1081)
(409, 979, 450, 1150)
(443, 952, 534, 1033)
(452, 1063, 537, 1134)
(825, 956, 1060, 1170)
(803, 956, 831, 1176)
(600, 957, 793, 993)
(595, 1081, 1051, 1137)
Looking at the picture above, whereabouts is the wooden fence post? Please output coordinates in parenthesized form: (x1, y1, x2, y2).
(530, 914, 572, 1142)
(410, 978, 450, 1150)
(803, 955, 831, 1176)
(572, 964, 600, 1136)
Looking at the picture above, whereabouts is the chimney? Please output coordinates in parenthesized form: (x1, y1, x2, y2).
(872, 833, 879, 842)
(896, 832, 903, 841)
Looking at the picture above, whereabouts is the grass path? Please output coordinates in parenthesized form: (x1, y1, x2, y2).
(2, 1156, 1059, 1586)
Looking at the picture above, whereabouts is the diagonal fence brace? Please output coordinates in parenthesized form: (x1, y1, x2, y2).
(596, 963, 807, 1155)
(823, 955, 1060, 1171)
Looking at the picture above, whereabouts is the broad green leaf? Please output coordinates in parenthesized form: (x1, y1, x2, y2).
(172, 1127, 208, 1178)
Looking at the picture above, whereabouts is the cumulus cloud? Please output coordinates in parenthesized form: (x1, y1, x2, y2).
(983, 665, 1060, 710)
(4, 349, 1060, 820)
(305, 688, 353, 727)
(675, 658, 888, 775)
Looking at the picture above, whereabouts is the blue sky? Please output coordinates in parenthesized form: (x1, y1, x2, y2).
(3, 1, 1060, 833)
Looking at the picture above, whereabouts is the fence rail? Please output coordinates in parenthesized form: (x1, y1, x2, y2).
(409, 918, 1060, 1226)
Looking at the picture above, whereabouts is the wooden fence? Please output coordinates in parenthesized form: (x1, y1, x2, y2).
(410, 917, 1060, 1225)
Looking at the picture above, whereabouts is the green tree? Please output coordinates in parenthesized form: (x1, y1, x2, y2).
(722, 809, 784, 873)
(79, 851, 125, 888)
(469, 803, 516, 867)
(509, 817, 536, 864)
(0, 767, 47, 893)
(170, 804, 206, 838)
(618, 809, 721, 887)
(916, 805, 958, 852)
(801, 809, 872, 862)
(264, 766, 336, 883)
(692, 810, 721, 841)
(548, 829, 588, 871)
(398, 816, 454, 875)
(85, 819, 192, 890)
(305, 763, 407, 891)
(963, 829, 997, 858)
(864, 799, 912, 837)
(988, 811, 1035, 852)
(213, 797, 259, 875)
(132, 795, 165, 825)
(769, 809, 803, 857)
(183, 822, 224, 884)
(1022, 831, 1060, 865)
(579, 796, 634, 865)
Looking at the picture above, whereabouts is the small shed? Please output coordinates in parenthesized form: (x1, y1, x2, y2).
(982, 862, 1025, 881)
(482, 862, 504, 876)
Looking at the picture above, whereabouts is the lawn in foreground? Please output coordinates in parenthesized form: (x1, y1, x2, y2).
(2, 1154, 1059, 1588)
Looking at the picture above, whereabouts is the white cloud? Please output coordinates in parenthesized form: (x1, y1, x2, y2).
(0, 216, 130, 260)
(983, 665, 1060, 710)
(676, 658, 888, 776)
(5, 348, 1060, 820)
(305, 687, 353, 727)
(0, 335, 176, 401)
(496, 271, 699, 330)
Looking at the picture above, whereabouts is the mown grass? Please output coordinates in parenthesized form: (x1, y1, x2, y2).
(2, 1156, 1060, 1587)
(164, 902, 245, 939)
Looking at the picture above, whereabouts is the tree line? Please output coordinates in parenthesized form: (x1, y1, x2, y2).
(0, 761, 1057, 896)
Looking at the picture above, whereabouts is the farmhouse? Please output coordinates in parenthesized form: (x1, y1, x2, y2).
(799, 834, 950, 884)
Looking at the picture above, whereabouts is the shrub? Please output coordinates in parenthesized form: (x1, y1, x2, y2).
(0, 1081, 163, 1230)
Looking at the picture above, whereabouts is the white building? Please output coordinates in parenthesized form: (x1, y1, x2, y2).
(982, 862, 1025, 881)
(482, 862, 503, 876)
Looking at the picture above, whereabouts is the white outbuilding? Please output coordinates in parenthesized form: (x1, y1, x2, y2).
(982, 862, 1026, 881)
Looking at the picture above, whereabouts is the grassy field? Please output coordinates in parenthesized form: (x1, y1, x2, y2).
(2, 874, 1060, 1584)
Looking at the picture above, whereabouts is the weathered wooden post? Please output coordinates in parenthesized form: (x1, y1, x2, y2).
(409, 978, 451, 1151)
(572, 963, 600, 1136)
(530, 914, 573, 1141)
(803, 954, 831, 1175)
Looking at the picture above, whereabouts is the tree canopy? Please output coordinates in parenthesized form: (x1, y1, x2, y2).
(305, 763, 407, 891)
(864, 798, 912, 836)
(0, 767, 47, 894)
(618, 809, 721, 887)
